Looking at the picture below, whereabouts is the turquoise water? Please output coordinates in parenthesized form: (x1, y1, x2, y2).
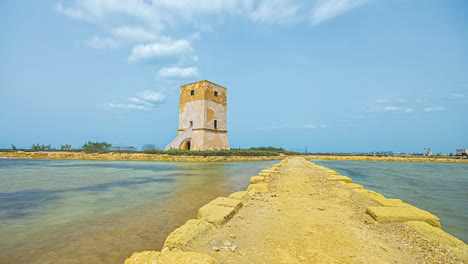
(312, 160, 468, 243)
(0, 159, 277, 264)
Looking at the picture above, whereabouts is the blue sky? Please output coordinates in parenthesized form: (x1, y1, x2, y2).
(1, 0, 467, 153)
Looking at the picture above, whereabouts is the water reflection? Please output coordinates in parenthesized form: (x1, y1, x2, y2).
(0, 159, 276, 264)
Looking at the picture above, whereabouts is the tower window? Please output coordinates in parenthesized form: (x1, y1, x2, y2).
(190, 90, 195, 95)
(214, 91, 218, 97)
(214, 120, 218, 129)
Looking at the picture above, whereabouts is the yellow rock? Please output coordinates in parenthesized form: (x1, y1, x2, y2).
(405, 221, 468, 262)
(247, 183, 269, 192)
(163, 219, 217, 251)
(366, 206, 441, 228)
(228, 191, 251, 203)
(208, 197, 242, 211)
(339, 182, 364, 189)
(124, 250, 218, 264)
(198, 204, 236, 227)
(250, 176, 265, 184)
(373, 198, 411, 207)
(352, 189, 385, 200)
(327, 176, 353, 183)
(258, 172, 271, 177)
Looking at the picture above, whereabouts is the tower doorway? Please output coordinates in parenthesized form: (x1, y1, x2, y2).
(180, 138, 191, 150)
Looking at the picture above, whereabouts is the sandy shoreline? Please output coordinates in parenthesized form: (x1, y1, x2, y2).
(1, 151, 467, 163)
(125, 157, 467, 263)
(0, 152, 282, 162)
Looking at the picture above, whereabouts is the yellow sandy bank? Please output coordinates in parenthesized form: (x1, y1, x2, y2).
(306, 155, 468, 163)
(124, 157, 467, 264)
(0, 151, 282, 162)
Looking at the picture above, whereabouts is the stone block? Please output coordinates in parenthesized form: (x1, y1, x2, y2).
(373, 198, 411, 207)
(209, 197, 242, 211)
(258, 172, 271, 177)
(405, 221, 468, 262)
(338, 182, 363, 189)
(228, 191, 251, 203)
(198, 204, 236, 227)
(352, 189, 385, 200)
(163, 219, 217, 251)
(262, 169, 279, 174)
(250, 176, 265, 184)
(327, 176, 353, 183)
(366, 206, 441, 228)
(125, 250, 218, 264)
(247, 183, 269, 192)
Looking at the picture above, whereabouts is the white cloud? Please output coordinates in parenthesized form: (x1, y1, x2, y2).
(112, 26, 159, 42)
(128, 39, 193, 62)
(383, 106, 399, 111)
(256, 124, 289, 130)
(100, 103, 152, 111)
(304, 124, 328, 129)
(311, 0, 370, 25)
(157, 66, 199, 79)
(84, 36, 120, 49)
(404, 108, 414, 113)
(448, 93, 465, 99)
(423, 106, 446, 112)
(54, 3, 87, 20)
(249, 0, 303, 24)
(99, 89, 168, 111)
(54, 0, 372, 30)
(137, 90, 166, 103)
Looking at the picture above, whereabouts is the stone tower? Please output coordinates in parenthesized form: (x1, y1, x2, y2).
(165, 80, 230, 151)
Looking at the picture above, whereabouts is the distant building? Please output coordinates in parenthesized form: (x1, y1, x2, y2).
(165, 80, 230, 151)
(456, 149, 468, 156)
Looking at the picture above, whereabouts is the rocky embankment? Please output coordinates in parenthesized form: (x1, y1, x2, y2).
(0, 152, 282, 162)
(124, 157, 468, 264)
(306, 155, 468, 163)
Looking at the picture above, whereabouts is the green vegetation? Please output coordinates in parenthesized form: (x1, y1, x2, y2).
(82, 141, 112, 151)
(60, 144, 72, 150)
(30, 143, 55, 151)
(2, 143, 301, 156)
(143, 146, 300, 156)
(11, 144, 17, 151)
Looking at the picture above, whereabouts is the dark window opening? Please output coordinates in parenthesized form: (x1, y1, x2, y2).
(214, 120, 218, 129)
(190, 90, 195, 95)
(189, 121, 193, 127)
(214, 91, 218, 97)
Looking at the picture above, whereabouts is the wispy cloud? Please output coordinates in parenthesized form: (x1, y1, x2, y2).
(157, 66, 199, 79)
(112, 26, 159, 42)
(383, 106, 399, 111)
(84, 36, 120, 49)
(99, 89, 168, 111)
(423, 106, 446, 112)
(128, 39, 193, 63)
(256, 124, 290, 130)
(304, 124, 328, 129)
(311, 0, 370, 25)
(448, 93, 465, 99)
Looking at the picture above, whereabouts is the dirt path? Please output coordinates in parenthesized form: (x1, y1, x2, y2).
(196, 157, 461, 263)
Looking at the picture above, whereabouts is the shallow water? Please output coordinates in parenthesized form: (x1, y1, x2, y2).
(312, 160, 468, 243)
(0, 159, 276, 264)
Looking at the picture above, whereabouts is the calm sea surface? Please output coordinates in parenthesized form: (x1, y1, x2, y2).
(0, 158, 277, 264)
(312, 160, 468, 243)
